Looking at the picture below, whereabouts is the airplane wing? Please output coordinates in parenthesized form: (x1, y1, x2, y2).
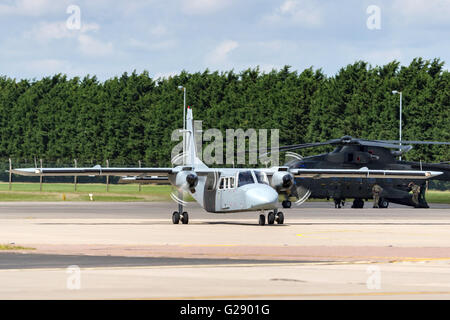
(289, 168, 442, 179)
(10, 166, 173, 177)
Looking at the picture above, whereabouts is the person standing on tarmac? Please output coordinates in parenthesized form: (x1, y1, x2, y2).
(372, 184, 383, 208)
(408, 182, 421, 207)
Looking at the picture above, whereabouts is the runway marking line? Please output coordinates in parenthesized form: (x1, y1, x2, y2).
(137, 291, 450, 300)
(0, 260, 376, 272)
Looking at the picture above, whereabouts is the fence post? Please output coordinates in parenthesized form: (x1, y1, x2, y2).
(39, 159, 43, 192)
(74, 159, 77, 191)
(138, 160, 142, 192)
(106, 159, 109, 192)
(8, 158, 12, 191)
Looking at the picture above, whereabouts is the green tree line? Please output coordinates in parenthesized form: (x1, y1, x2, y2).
(0, 58, 448, 166)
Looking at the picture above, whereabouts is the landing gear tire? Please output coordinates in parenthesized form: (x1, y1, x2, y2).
(258, 214, 266, 226)
(352, 198, 364, 209)
(172, 211, 180, 224)
(282, 200, 292, 209)
(276, 212, 284, 225)
(378, 198, 389, 209)
(181, 212, 189, 224)
(267, 212, 275, 225)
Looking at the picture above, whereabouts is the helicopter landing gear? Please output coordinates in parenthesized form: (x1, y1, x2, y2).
(334, 198, 345, 208)
(282, 200, 292, 208)
(351, 198, 364, 208)
(378, 198, 389, 208)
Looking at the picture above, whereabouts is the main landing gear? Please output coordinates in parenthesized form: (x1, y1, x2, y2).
(172, 211, 189, 224)
(259, 209, 284, 226)
(351, 198, 364, 208)
(172, 195, 189, 224)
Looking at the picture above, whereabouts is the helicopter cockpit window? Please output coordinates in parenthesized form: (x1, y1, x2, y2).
(238, 171, 254, 187)
(254, 171, 269, 185)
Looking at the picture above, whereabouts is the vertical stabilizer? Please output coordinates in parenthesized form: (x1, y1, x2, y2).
(185, 107, 207, 169)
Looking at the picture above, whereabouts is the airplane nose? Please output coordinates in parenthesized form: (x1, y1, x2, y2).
(246, 186, 278, 210)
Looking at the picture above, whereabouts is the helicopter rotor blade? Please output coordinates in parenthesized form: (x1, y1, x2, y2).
(377, 140, 450, 146)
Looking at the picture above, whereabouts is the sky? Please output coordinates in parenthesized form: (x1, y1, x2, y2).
(0, 0, 449, 81)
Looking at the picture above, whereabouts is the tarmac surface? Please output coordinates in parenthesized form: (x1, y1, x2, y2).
(0, 201, 449, 299)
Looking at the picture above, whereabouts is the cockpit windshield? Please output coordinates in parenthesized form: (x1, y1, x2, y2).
(238, 171, 255, 187)
(254, 171, 269, 185)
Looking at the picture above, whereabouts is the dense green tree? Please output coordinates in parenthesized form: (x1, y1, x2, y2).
(0, 59, 448, 167)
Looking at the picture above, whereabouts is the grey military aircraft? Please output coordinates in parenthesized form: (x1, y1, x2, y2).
(11, 108, 443, 225)
(276, 137, 450, 209)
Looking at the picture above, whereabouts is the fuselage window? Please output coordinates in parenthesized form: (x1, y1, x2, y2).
(219, 177, 235, 190)
(238, 171, 254, 187)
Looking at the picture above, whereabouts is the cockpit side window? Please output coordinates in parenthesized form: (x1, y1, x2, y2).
(254, 171, 269, 184)
(238, 171, 254, 187)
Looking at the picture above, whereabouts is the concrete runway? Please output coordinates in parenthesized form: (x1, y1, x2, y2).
(0, 201, 449, 299)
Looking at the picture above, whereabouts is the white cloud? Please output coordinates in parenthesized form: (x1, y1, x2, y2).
(362, 49, 403, 66)
(391, 0, 450, 25)
(27, 59, 67, 72)
(129, 38, 176, 51)
(78, 34, 113, 57)
(26, 21, 100, 42)
(265, 0, 322, 27)
(181, 0, 230, 15)
(0, 0, 68, 16)
(150, 24, 168, 37)
(24, 20, 110, 57)
(206, 40, 239, 66)
(154, 71, 179, 80)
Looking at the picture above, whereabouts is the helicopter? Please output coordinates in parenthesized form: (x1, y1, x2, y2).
(276, 136, 450, 209)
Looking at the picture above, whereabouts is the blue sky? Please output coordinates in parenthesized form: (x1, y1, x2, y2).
(0, 0, 449, 80)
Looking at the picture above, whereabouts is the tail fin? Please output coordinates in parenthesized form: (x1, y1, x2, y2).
(185, 107, 207, 168)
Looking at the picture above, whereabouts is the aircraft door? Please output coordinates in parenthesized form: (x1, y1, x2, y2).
(217, 176, 239, 211)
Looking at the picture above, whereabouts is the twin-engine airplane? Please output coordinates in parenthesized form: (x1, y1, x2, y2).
(11, 108, 443, 225)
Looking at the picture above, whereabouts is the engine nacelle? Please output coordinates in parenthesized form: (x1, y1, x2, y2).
(271, 171, 294, 191)
(175, 171, 198, 193)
